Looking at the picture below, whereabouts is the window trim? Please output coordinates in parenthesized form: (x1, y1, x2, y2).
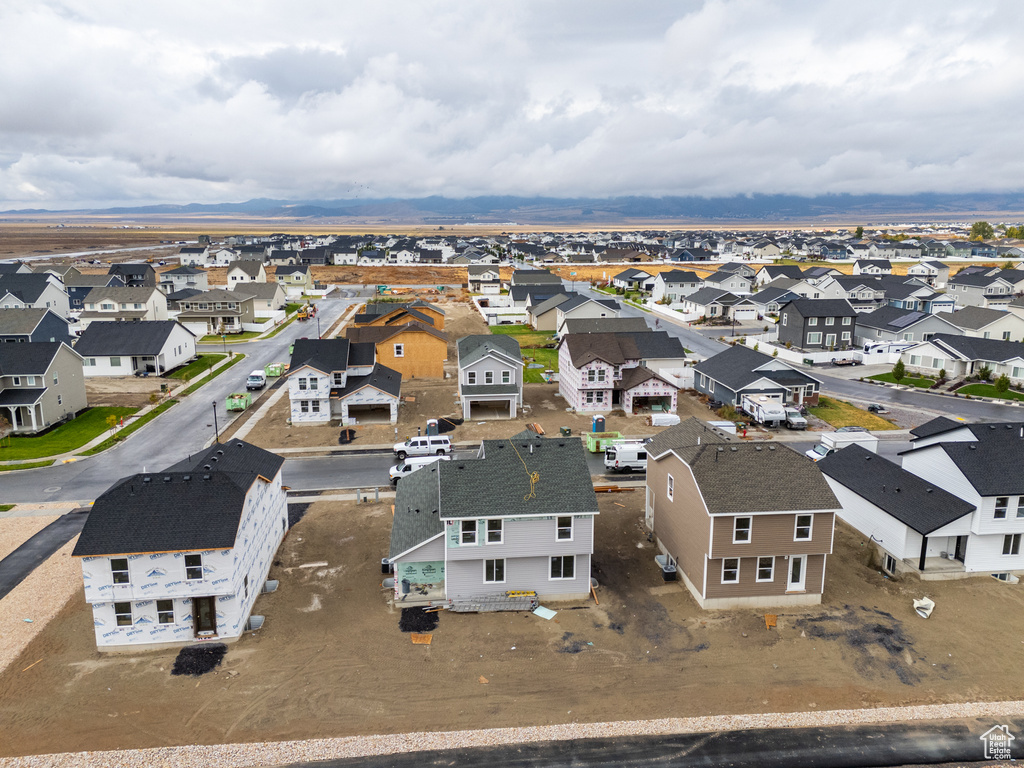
(486, 518, 503, 544)
(733, 516, 752, 544)
(721, 558, 740, 584)
(794, 514, 813, 541)
(666, 474, 674, 501)
(157, 599, 175, 624)
(549, 555, 575, 580)
(114, 601, 133, 627)
(995, 497, 1009, 520)
(556, 516, 573, 541)
(756, 556, 775, 582)
(483, 558, 506, 584)
(467, 371, 477, 385)
(184, 553, 204, 581)
(394, 343, 405, 358)
(110, 558, 130, 585)
(460, 519, 478, 545)
(1003, 533, 1021, 556)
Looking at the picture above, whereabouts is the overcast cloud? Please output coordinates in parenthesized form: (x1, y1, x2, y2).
(1, 0, 1021, 208)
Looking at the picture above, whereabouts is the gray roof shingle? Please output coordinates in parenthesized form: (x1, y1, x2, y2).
(73, 320, 192, 356)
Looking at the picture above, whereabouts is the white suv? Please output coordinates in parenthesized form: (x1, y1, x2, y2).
(393, 435, 452, 460)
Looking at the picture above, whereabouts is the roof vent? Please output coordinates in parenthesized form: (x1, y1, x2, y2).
(203, 474, 211, 480)
(203, 464, 212, 470)
(969, 445, 977, 450)
(755, 446, 762, 451)
(211, 456, 218, 462)
(926, 488, 933, 493)
(768, 445, 776, 450)
(163, 476, 171, 483)
(183, 475, 191, 481)
(730, 446, 738, 451)
(142, 476, 151, 483)
(217, 449, 224, 455)
(717, 447, 725, 452)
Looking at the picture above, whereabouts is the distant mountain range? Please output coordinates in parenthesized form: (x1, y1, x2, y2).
(5, 193, 1024, 224)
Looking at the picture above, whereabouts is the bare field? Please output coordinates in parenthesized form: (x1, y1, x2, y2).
(1, 494, 1023, 760)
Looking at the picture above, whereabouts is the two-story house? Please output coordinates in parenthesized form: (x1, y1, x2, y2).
(108, 263, 156, 288)
(946, 306, 1024, 342)
(74, 319, 197, 377)
(79, 287, 168, 330)
(274, 264, 314, 295)
(231, 282, 286, 320)
(286, 338, 401, 425)
(611, 268, 654, 292)
(855, 306, 961, 347)
(702, 269, 753, 294)
(946, 273, 1015, 309)
(352, 301, 446, 331)
(457, 335, 524, 420)
(557, 331, 686, 414)
(0, 307, 73, 344)
(554, 296, 621, 337)
(906, 261, 951, 289)
(853, 259, 892, 276)
(71, 440, 288, 651)
(650, 270, 702, 304)
(693, 344, 821, 406)
(644, 419, 841, 608)
(777, 299, 858, 351)
(173, 289, 256, 336)
(158, 266, 209, 295)
(227, 260, 267, 285)
(64, 272, 126, 312)
(467, 265, 501, 294)
(345, 322, 448, 379)
(0, 342, 87, 433)
(0, 273, 71, 318)
(387, 433, 598, 609)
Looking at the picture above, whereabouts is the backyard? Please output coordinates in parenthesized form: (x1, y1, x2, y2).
(0, 407, 137, 461)
(490, 324, 559, 384)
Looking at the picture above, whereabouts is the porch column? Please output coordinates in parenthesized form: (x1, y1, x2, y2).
(918, 536, 928, 572)
(28, 403, 38, 432)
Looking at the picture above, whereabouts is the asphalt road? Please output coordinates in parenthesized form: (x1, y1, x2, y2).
(0, 511, 88, 599)
(1, 291, 366, 504)
(279, 716, 1024, 768)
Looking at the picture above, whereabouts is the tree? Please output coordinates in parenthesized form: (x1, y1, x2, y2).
(892, 359, 906, 386)
(970, 221, 994, 241)
(996, 374, 1011, 394)
(855, 226, 864, 239)
(0, 414, 12, 447)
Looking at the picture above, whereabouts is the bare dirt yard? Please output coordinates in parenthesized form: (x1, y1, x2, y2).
(1, 493, 1023, 760)
(85, 376, 166, 409)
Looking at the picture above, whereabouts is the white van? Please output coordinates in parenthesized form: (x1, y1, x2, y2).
(389, 455, 450, 483)
(393, 434, 453, 460)
(604, 441, 649, 473)
(246, 370, 267, 390)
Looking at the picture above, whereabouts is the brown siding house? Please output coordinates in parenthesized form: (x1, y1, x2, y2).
(345, 322, 448, 379)
(645, 418, 840, 609)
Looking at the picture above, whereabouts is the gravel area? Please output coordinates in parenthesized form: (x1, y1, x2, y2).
(0, 517, 58, 563)
(3, 700, 1024, 767)
(0, 536, 81, 676)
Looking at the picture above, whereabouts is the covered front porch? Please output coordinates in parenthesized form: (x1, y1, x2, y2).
(0, 391, 47, 434)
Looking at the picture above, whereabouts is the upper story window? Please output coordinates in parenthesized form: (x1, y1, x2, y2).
(502, 370, 511, 384)
(807, 317, 818, 326)
(467, 371, 477, 385)
(995, 497, 1009, 519)
(556, 516, 573, 541)
(394, 343, 405, 358)
(794, 514, 813, 541)
(333, 373, 344, 387)
(485, 371, 494, 385)
(667, 474, 674, 501)
(460, 520, 477, 545)
(184, 554, 204, 580)
(110, 558, 130, 584)
(486, 519, 503, 544)
(733, 517, 752, 543)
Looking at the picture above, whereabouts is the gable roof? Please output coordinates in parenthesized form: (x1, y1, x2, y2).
(0, 341, 70, 375)
(656, 269, 701, 284)
(340, 363, 402, 398)
(933, 430, 1024, 496)
(83, 286, 158, 304)
(228, 260, 264, 277)
(818, 445, 974, 534)
(73, 320, 192, 356)
(560, 331, 686, 368)
(346, 321, 448, 345)
(693, 343, 820, 392)
(946, 306, 1016, 331)
(909, 415, 963, 439)
(645, 416, 733, 459)
(562, 317, 650, 335)
(457, 335, 522, 367)
(389, 462, 445, 559)
(673, 443, 840, 515)
(73, 440, 284, 557)
(781, 298, 858, 318)
(921, 334, 1024, 363)
(288, 338, 351, 374)
(0, 274, 57, 303)
(856, 306, 932, 332)
(529, 293, 574, 316)
(0, 307, 65, 336)
(275, 264, 310, 275)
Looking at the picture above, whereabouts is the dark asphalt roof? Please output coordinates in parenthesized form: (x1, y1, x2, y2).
(0, 274, 51, 303)
(939, 431, 1024, 495)
(562, 317, 649, 335)
(693, 344, 819, 392)
(288, 338, 351, 374)
(925, 334, 1024, 363)
(75, 440, 284, 556)
(780, 298, 859, 318)
(818, 445, 974, 534)
(345, 321, 448, 344)
(856, 306, 929, 332)
(73, 320, 192, 356)
(0, 388, 46, 406)
(561, 331, 686, 367)
(461, 383, 520, 396)
(675, 443, 840, 515)
(618, 365, 670, 391)
(946, 306, 1011, 330)
(0, 308, 49, 335)
(0, 342, 66, 375)
(340, 363, 402, 398)
(529, 293, 573, 316)
(909, 416, 963, 439)
(438, 436, 597, 519)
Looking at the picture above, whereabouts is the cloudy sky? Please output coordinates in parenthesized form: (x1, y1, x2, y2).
(1, 0, 1022, 209)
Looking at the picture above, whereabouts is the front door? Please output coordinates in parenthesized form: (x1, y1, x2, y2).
(953, 536, 968, 563)
(788, 556, 806, 592)
(193, 596, 217, 637)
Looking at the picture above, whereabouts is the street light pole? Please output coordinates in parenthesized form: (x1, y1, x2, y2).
(317, 314, 321, 339)
(212, 401, 220, 443)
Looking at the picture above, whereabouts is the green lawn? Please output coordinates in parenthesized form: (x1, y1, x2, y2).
(490, 325, 556, 348)
(808, 396, 898, 430)
(0, 460, 55, 473)
(285, 303, 302, 315)
(166, 354, 226, 380)
(79, 400, 178, 456)
(179, 354, 246, 397)
(868, 372, 936, 388)
(522, 348, 560, 383)
(199, 331, 262, 342)
(0, 504, 14, 511)
(956, 384, 1024, 402)
(265, 315, 297, 338)
(0, 407, 137, 461)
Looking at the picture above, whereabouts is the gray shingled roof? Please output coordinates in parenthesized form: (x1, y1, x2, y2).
(0, 307, 49, 335)
(818, 445, 974, 534)
(780, 298, 858, 318)
(340, 363, 402, 398)
(693, 344, 819, 392)
(908, 416, 962, 439)
(346, 321, 448, 345)
(856, 306, 930, 332)
(675, 443, 839, 515)
(561, 331, 686, 368)
(389, 462, 444, 559)
(457, 334, 522, 367)
(946, 306, 1012, 331)
(288, 338, 351, 374)
(0, 342, 67, 375)
(529, 293, 573, 316)
(646, 416, 733, 459)
(933, 427, 1024, 495)
(75, 440, 284, 557)
(73, 320, 192, 356)
(562, 317, 649, 335)
(925, 334, 1024, 363)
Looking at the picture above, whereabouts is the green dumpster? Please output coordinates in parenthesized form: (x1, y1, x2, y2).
(265, 362, 286, 377)
(226, 392, 252, 412)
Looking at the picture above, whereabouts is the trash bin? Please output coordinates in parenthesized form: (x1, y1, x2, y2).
(401, 578, 411, 595)
(160, 383, 168, 393)
(560, 426, 572, 437)
(592, 414, 606, 433)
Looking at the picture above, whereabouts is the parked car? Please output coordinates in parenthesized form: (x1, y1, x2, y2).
(867, 403, 888, 414)
(393, 435, 453, 460)
(389, 455, 450, 484)
(246, 370, 267, 390)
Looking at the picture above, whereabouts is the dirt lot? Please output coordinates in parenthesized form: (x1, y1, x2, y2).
(85, 376, 167, 409)
(2, 492, 1023, 759)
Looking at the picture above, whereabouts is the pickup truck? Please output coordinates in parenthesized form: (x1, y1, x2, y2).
(784, 407, 807, 430)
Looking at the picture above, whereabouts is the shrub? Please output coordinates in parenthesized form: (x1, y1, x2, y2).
(939, 368, 946, 381)
(892, 359, 906, 386)
(996, 374, 1011, 394)
(978, 366, 993, 381)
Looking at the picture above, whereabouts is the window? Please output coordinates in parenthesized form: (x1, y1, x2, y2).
(460, 520, 477, 545)
(310, 400, 320, 413)
(883, 553, 897, 575)
(26, 376, 36, 386)
(467, 371, 477, 385)
(333, 373, 344, 387)
(825, 334, 836, 348)
(114, 602, 133, 627)
(782, 314, 787, 326)
(756, 556, 774, 582)
(501, 370, 511, 384)
(484, 559, 505, 583)
(157, 599, 174, 624)
(486, 519, 503, 544)
(995, 497, 1009, 519)
(85, 358, 96, 367)
(485, 371, 494, 384)
(57, 394, 62, 406)
(842, 316, 852, 325)
(1017, 497, 1024, 518)
(909, 355, 921, 366)
(825, 317, 834, 326)
(806, 332, 822, 345)
(110, 558, 130, 584)
(733, 517, 752, 543)
(298, 378, 307, 390)
(667, 474, 674, 501)
(300, 400, 309, 413)
(184, 554, 203, 580)
(1004, 331, 1012, 340)
(550, 555, 575, 579)
(394, 343, 404, 358)
(308, 378, 318, 390)
(110, 356, 121, 367)
(721, 558, 740, 584)
(587, 369, 596, 383)
(807, 317, 818, 326)
(556, 516, 573, 541)
(53, 372, 58, 385)
(795, 514, 813, 541)
(1003, 533, 1021, 556)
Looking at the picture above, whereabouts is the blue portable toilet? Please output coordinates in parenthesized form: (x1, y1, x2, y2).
(425, 418, 439, 436)
(592, 414, 606, 433)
